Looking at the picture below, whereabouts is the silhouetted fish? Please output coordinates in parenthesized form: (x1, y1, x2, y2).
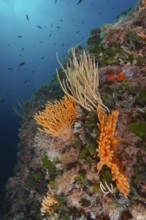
(18, 62, 26, 66)
(24, 79, 30, 84)
(41, 56, 45, 60)
(26, 14, 29, 22)
(37, 25, 42, 29)
(0, 99, 5, 103)
(77, 0, 83, 5)
(54, 0, 57, 4)
(8, 67, 13, 70)
(17, 36, 22, 38)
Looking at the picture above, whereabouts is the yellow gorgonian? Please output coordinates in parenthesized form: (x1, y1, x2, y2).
(96, 105, 130, 198)
(40, 193, 59, 216)
(57, 49, 109, 112)
(34, 95, 77, 138)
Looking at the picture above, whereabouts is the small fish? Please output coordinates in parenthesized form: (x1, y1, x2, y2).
(56, 26, 60, 29)
(24, 79, 30, 84)
(41, 56, 45, 60)
(8, 67, 13, 70)
(17, 36, 22, 38)
(49, 33, 51, 38)
(18, 61, 26, 66)
(54, 0, 57, 4)
(0, 99, 5, 103)
(77, 0, 83, 5)
(26, 14, 29, 22)
(36, 25, 42, 29)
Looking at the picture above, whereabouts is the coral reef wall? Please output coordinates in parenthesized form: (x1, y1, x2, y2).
(1, 1, 146, 219)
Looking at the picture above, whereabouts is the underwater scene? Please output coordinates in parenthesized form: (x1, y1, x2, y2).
(0, 0, 146, 219)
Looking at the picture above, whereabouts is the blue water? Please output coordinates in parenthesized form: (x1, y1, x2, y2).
(0, 0, 138, 199)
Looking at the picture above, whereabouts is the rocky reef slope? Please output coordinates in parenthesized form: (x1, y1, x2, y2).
(1, 1, 146, 219)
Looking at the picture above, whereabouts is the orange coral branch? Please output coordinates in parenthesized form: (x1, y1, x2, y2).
(96, 106, 130, 198)
(142, 0, 146, 7)
(137, 32, 146, 40)
(34, 95, 77, 138)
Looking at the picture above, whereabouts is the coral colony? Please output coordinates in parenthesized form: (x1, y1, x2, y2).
(35, 50, 130, 216)
(34, 95, 77, 138)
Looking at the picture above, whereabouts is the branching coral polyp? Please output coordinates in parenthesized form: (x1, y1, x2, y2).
(96, 106, 130, 198)
(34, 95, 77, 138)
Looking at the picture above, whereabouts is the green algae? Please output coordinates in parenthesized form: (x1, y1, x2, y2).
(87, 28, 101, 45)
(102, 94, 115, 108)
(26, 178, 37, 190)
(79, 143, 96, 164)
(128, 121, 146, 139)
(120, 81, 129, 90)
(41, 155, 58, 179)
(50, 179, 56, 189)
(135, 88, 146, 106)
(86, 143, 97, 155)
(88, 42, 122, 66)
(92, 186, 103, 194)
(74, 139, 83, 148)
(75, 175, 89, 185)
(124, 31, 145, 49)
(100, 166, 113, 183)
(62, 214, 71, 220)
(136, 56, 145, 66)
(34, 172, 43, 182)
(79, 198, 91, 207)
(85, 111, 98, 128)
